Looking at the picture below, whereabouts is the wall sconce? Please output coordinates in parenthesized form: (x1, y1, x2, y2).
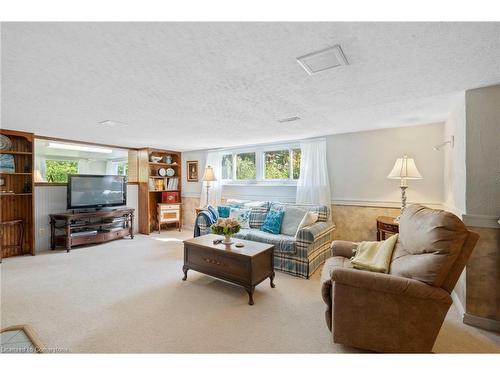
(433, 136, 454, 151)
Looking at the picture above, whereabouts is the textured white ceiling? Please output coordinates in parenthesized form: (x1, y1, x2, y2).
(2, 22, 500, 151)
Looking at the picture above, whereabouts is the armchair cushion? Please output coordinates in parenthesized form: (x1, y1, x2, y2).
(390, 205, 469, 287)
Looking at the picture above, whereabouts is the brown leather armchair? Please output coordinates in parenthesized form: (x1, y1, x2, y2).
(321, 204, 479, 353)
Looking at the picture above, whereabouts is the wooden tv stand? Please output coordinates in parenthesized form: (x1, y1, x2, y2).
(49, 208, 134, 252)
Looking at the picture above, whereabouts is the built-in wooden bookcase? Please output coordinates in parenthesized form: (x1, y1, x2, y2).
(138, 148, 182, 234)
(0, 129, 35, 257)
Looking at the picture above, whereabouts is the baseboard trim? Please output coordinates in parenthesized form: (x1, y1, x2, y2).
(451, 291, 465, 318)
(463, 313, 500, 333)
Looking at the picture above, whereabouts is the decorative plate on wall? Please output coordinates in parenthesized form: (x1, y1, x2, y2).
(0, 135, 12, 151)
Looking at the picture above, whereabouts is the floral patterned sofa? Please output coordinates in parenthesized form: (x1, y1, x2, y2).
(195, 200, 335, 278)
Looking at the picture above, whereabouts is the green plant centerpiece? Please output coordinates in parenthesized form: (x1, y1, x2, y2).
(211, 218, 241, 245)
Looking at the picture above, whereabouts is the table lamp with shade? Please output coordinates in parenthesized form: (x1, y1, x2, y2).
(387, 155, 422, 222)
(202, 165, 217, 207)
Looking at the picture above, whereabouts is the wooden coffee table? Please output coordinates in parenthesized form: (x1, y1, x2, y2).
(182, 234, 275, 305)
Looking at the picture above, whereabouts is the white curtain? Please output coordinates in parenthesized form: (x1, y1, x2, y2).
(296, 138, 332, 207)
(35, 155, 47, 181)
(200, 151, 222, 207)
(106, 161, 119, 175)
(77, 160, 93, 174)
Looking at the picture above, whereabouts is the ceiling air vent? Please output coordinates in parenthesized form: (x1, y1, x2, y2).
(278, 116, 301, 123)
(297, 44, 348, 75)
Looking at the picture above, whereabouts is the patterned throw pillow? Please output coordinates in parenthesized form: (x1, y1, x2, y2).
(217, 206, 231, 218)
(229, 208, 251, 229)
(249, 207, 268, 228)
(261, 209, 285, 235)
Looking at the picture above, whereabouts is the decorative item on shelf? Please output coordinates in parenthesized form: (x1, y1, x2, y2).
(158, 167, 167, 177)
(150, 155, 162, 163)
(211, 218, 241, 245)
(166, 167, 175, 177)
(148, 178, 155, 191)
(164, 155, 173, 164)
(0, 134, 12, 151)
(0, 176, 4, 187)
(162, 191, 179, 203)
(154, 179, 164, 191)
(202, 165, 217, 207)
(387, 155, 422, 222)
(0, 154, 15, 173)
(23, 181, 31, 193)
(187, 160, 199, 182)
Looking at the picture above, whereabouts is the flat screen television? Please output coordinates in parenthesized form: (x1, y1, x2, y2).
(67, 174, 127, 210)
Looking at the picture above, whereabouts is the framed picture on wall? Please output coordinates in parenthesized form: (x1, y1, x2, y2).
(187, 160, 198, 182)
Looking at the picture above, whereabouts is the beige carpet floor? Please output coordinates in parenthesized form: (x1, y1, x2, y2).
(1, 230, 499, 353)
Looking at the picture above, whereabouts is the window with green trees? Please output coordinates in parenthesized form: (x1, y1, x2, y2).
(117, 162, 128, 176)
(264, 150, 290, 179)
(292, 148, 301, 179)
(220, 145, 301, 183)
(236, 153, 256, 180)
(45, 160, 78, 183)
(264, 148, 301, 180)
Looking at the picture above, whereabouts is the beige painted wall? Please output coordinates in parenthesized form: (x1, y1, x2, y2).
(331, 205, 401, 242)
(182, 198, 403, 240)
(182, 196, 200, 229)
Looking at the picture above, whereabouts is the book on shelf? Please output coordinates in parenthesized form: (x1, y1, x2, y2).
(166, 177, 178, 190)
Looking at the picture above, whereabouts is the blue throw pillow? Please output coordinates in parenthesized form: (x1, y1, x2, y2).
(217, 205, 231, 218)
(261, 209, 285, 235)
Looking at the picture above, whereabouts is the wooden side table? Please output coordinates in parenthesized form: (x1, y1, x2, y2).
(376, 216, 399, 240)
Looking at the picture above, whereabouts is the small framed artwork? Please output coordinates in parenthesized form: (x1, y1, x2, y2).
(187, 160, 199, 182)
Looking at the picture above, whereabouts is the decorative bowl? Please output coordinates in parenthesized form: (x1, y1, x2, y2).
(150, 156, 162, 163)
(0, 135, 12, 151)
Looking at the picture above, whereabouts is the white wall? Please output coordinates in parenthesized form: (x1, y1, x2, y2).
(181, 150, 206, 197)
(327, 123, 444, 206)
(443, 93, 467, 216)
(34, 184, 139, 252)
(181, 122, 446, 207)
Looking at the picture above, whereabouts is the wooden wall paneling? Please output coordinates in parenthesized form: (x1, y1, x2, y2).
(127, 149, 139, 183)
(138, 182, 150, 234)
